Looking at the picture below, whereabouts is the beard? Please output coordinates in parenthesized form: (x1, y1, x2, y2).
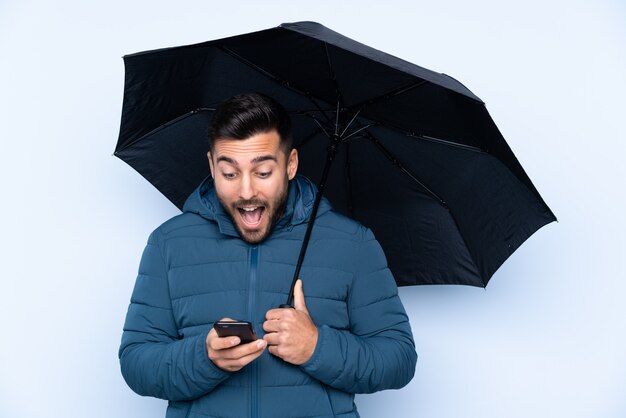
(218, 181, 290, 244)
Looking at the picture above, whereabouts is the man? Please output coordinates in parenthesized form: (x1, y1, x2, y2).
(119, 93, 417, 418)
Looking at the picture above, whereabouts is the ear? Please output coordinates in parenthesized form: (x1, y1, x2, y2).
(207, 152, 214, 178)
(287, 148, 298, 180)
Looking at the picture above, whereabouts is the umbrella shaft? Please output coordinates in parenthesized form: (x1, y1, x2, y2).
(284, 137, 340, 307)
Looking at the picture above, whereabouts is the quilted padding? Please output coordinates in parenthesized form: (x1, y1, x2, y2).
(120, 175, 416, 418)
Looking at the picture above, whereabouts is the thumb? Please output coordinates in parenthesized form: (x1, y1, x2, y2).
(293, 279, 308, 313)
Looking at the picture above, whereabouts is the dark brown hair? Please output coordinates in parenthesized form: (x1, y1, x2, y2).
(209, 93, 293, 154)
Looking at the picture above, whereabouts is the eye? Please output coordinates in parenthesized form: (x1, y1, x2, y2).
(257, 171, 272, 179)
(222, 172, 237, 180)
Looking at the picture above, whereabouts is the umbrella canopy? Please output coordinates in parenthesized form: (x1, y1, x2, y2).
(115, 21, 556, 287)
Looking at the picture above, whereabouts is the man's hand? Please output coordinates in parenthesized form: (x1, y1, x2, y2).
(263, 280, 318, 365)
(206, 318, 267, 372)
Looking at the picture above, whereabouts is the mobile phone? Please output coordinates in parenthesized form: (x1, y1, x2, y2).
(213, 320, 258, 344)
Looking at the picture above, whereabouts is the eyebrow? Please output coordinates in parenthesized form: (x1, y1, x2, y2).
(216, 155, 278, 165)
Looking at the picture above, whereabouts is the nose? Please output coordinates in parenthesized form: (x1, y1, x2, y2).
(238, 174, 257, 200)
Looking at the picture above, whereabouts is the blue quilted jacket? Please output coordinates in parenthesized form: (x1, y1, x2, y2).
(119, 175, 416, 418)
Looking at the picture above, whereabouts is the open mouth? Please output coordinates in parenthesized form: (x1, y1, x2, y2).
(237, 206, 266, 228)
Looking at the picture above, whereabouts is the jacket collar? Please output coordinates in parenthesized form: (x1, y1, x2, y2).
(182, 174, 329, 239)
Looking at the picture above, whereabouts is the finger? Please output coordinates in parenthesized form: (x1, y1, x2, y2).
(229, 339, 267, 359)
(208, 326, 241, 349)
(214, 339, 267, 360)
(236, 341, 267, 363)
(263, 319, 281, 333)
(267, 344, 278, 357)
(209, 317, 240, 348)
(263, 332, 280, 346)
(210, 334, 241, 351)
(217, 341, 267, 371)
(293, 279, 308, 313)
(266, 308, 286, 320)
(244, 338, 268, 353)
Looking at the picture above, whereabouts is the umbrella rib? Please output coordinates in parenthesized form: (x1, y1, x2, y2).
(406, 132, 485, 153)
(334, 98, 341, 137)
(339, 108, 363, 138)
(302, 113, 332, 139)
(369, 116, 487, 154)
(349, 80, 429, 110)
(364, 131, 448, 208)
(365, 130, 486, 286)
(115, 109, 206, 154)
(304, 93, 336, 126)
(324, 42, 345, 112)
(341, 123, 377, 142)
(217, 45, 336, 126)
(339, 105, 486, 154)
(344, 141, 355, 217)
(218, 45, 292, 87)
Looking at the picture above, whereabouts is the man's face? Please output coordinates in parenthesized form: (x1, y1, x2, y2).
(208, 130, 298, 244)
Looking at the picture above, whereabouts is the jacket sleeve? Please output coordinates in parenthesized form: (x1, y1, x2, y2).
(118, 230, 230, 401)
(300, 227, 417, 393)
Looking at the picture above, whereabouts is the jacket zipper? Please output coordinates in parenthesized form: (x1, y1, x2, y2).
(249, 246, 259, 418)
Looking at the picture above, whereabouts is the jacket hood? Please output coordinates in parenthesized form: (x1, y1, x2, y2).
(182, 174, 331, 238)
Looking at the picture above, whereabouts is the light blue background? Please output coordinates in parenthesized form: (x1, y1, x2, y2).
(1, 1, 625, 417)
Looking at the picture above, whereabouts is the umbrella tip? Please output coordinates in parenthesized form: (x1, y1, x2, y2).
(280, 21, 324, 30)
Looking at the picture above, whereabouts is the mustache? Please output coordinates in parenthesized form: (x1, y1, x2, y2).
(233, 199, 268, 208)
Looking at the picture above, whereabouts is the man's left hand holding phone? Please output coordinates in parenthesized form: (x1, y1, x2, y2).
(206, 318, 267, 372)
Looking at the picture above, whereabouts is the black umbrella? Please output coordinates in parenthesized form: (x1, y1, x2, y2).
(115, 21, 556, 298)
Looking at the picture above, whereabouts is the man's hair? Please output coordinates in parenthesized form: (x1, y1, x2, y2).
(209, 93, 293, 154)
